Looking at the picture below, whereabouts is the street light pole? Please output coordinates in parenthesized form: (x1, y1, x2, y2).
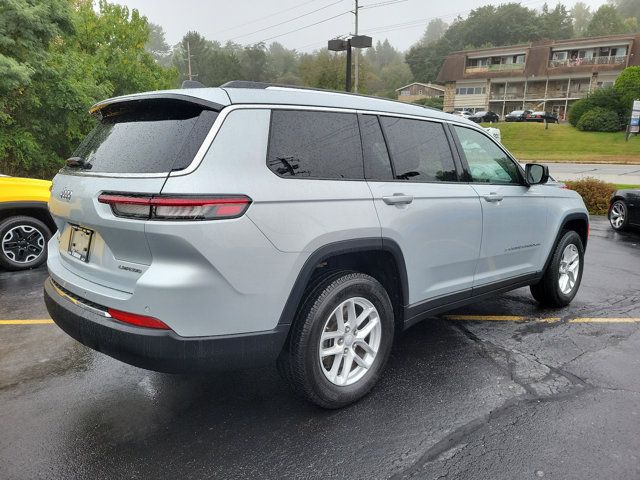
(346, 39, 352, 92)
(328, 35, 372, 93)
(354, 0, 359, 93)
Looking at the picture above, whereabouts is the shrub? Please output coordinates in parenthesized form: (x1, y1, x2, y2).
(564, 177, 616, 215)
(568, 86, 625, 127)
(615, 66, 640, 112)
(576, 107, 621, 132)
(413, 97, 444, 110)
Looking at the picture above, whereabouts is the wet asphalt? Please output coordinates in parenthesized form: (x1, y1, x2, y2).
(0, 216, 639, 480)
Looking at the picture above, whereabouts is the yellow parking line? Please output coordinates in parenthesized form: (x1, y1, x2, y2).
(569, 317, 640, 324)
(445, 315, 526, 321)
(444, 315, 639, 324)
(0, 319, 54, 325)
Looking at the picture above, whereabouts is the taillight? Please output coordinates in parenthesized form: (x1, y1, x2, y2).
(108, 308, 171, 330)
(98, 194, 251, 220)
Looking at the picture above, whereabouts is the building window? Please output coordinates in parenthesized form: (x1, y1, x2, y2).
(418, 89, 423, 95)
(401, 90, 410, 96)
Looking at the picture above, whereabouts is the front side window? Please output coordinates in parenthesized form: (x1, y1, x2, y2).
(267, 110, 363, 179)
(453, 126, 520, 184)
(380, 117, 457, 182)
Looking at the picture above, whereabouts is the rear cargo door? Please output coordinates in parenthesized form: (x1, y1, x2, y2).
(48, 98, 219, 293)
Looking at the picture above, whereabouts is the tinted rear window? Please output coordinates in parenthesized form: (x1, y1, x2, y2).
(380, 117, 457, 182)
(267, 110, 363, 179)
(68, 99, 218, 174)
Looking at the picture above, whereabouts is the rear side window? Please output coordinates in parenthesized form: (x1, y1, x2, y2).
(380, 117, 457, 182)
(68, 99, 218, 174)
(267, 110, 363, 179)
(360, 115, 393, 181)
(453, 126, 520, 184)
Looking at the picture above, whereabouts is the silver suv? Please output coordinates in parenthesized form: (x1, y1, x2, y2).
(45, 82, 589, 408)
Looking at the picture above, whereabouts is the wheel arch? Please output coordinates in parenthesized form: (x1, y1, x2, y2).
(277, 238, 409, 333)
(542, 212, 589, 274)
(0, 202, 56, 233)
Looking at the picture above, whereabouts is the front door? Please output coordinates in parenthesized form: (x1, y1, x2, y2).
(361, 114, 483, 307)
(451, 125, 549, 287)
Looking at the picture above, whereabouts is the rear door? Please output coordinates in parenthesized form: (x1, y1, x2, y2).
(362, 114, 482, 308)
(48, 98, 219, 292)
(450, 125, 549, 288)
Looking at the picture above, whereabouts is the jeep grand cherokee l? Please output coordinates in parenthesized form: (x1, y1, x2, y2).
(45, 82, 589, 408)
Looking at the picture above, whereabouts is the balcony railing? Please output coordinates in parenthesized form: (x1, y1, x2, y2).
(548, 55, 627, 68)
(465, 63, 525, 73)
(490, 92, 524, 100)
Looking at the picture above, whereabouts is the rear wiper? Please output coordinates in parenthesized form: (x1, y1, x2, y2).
(66, 157, 92, 169)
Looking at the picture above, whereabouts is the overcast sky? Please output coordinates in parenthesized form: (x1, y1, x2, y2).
(113, 0, 608, 52)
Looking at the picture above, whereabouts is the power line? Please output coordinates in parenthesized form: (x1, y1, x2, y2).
(255, 11, 352, 44)
(230, 0, 348, 41)
(210, 0, 318, 36)
(360, 0, 410, 10)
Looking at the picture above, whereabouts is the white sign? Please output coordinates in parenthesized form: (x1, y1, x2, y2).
(631, 100, 640, 133)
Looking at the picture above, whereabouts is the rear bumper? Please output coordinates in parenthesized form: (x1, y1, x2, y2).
(44, 277, 289, 373)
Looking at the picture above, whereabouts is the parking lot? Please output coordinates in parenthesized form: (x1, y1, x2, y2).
(0, 216, 638, 480)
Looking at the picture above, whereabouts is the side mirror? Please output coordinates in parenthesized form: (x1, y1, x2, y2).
(525, 163, 549, 185)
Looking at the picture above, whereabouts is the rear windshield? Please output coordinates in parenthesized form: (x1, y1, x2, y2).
(67, 99, 218, 174)
(510, 111, 524, 115)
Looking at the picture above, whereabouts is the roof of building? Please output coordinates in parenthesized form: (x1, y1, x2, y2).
(437, 33, 640, 83)
(91, 82, 473, 125)
(394, 82, 445, 92)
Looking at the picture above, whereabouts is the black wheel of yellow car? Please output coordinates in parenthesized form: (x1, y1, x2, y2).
(0, 216, 51, 271)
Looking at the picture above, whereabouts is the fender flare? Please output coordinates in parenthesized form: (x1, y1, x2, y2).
(277, 237, 409, 326)
(541, 212, 589, 274)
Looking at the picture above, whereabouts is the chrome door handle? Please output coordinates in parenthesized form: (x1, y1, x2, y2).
(382, 194, 414, 205)
(484, 193, 503, 203)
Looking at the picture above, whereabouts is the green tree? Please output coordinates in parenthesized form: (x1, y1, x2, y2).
(586, 5, 625, 36)
(538, 3, 573, 39)
(146, 22, 171, 66)
(609, 0, 640, 20)
(421, 18, 448, 46)
(571, 2, 592, 37)
(1, 0, 177, 178)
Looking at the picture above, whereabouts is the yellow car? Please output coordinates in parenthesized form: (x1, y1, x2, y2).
(0, 175, 54, 271)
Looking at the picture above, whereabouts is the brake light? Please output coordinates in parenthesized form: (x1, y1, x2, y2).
(98, 194, 251, 220)
(108, 308, 171, 330)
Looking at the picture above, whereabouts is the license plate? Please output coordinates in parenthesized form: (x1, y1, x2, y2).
(68, 226, 94, 262)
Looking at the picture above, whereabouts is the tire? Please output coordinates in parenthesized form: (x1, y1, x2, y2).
(530, 230, 584, 307)
(609, 199, 628, 231)
(278, 270, 395, 409)
(0, 216, 51, 271)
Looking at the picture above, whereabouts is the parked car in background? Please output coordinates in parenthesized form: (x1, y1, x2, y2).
(0, 175, 54, 271)
(609, 188, 640, 231)
(526, 111, 559, 124)
(44, 82, 589, 408)
(505, 110, 532, 122)
(451, 110, 472, 118)
(469, 111, 500, 123)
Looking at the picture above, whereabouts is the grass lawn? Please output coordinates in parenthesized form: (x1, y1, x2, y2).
(479, 122, 640, 163)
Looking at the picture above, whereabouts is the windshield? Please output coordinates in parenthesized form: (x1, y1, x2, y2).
(510, 111, 524, 115)
(68, 99, 218, 174)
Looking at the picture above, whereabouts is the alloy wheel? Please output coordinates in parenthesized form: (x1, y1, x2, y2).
(1, 225, 45, 264)
(319, 297, 382, 387)
(558, 244, 580, 295)
(610, 201, 626, 229)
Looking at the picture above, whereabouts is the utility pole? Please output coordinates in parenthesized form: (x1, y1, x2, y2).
(186, 41, 196, 81)
(354, 0, 360, 93)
